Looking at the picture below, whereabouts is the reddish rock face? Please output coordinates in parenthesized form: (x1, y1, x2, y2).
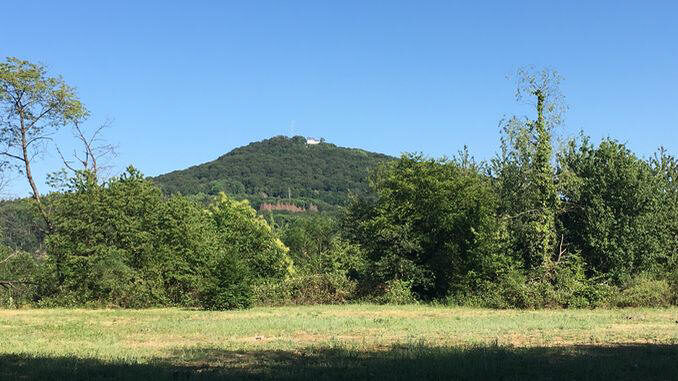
(259, 202, 317, 213)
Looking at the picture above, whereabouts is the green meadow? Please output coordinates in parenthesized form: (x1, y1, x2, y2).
(2, 305, 677, 380)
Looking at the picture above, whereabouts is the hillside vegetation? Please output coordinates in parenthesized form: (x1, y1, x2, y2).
(153, 136, 393, 207)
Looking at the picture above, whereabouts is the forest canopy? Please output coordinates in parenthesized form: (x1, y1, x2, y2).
(152, 135, 394, 207)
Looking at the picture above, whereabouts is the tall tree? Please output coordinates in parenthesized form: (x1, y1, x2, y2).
(494, 68, 565, 270)
(0, 57, 87, 228)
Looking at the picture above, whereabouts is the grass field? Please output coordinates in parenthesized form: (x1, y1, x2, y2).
(1, 305, 677, 380)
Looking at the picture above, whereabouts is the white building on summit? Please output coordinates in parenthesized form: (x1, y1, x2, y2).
(306, 137, 322, 145)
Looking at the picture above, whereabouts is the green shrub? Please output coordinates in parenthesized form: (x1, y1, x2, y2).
(456, 257, 618, 310)
(546, 254, 594, 308)
(252, 272, 357, 306)
(574, 282, 618, 308)
(0, 247, 39, 308)
(376, 279, 418, 305)
(41, 170, 295, 310)
(208, 193, 294, 281)
(199, 254, 252, 310)
(669, 268, 678, 305)
(199, 193, 296, 310)
(250, 279, 291, 306)
(64, 248, 158, 308)
(613, 274, 672, 308)
(453, 269, 529, 309)
(282, 216, 366, 278)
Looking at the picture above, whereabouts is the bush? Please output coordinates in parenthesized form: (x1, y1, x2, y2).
(208, 193, 294, 281)
(568, 282, 617, 308)
(252, 272, 357, 306)
(199, 254, 252, 310)
(450, 267, 526, 309)
(454, 257, 619, 310)
(0, 247, 39, 308)
(517, 259, 619, 309)
(38, 170, 296, 310)
(545, 254, 595, 308)
(376, 279, 418, 305)
(669, 268, 678, 305)
(613, 274, 673, 308)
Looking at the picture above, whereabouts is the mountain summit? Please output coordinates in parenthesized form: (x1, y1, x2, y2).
(153, 136, 393, 208)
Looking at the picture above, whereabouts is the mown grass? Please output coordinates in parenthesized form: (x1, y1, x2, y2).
(1, 305, 677, 380)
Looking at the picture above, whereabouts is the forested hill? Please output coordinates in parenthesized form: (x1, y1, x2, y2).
(153, 136, 394, 207)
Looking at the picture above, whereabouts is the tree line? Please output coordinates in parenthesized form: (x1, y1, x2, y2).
(1, 58, 676, 309)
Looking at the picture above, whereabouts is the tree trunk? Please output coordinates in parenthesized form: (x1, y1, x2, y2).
(19, 112, 53, 231)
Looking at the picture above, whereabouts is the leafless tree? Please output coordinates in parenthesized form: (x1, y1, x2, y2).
(56, 119, 118, 182)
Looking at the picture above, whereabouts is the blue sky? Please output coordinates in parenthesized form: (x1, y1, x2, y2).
(2, 1, 676, 197)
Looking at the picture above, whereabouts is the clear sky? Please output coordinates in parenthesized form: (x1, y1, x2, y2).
(2, 1, 676, 197)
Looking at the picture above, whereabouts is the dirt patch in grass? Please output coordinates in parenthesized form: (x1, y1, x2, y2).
(98, 318, 134, 327)
(323, 307, 500, 319)
(123, 335, 215, 350)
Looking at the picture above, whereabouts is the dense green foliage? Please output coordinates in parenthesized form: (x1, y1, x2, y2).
(153, 135, 393, 206)
(343, 154, 513, 301)
(43, 168, 216, 307)
(0, 198, 46, 252)
(208, 194, 293, 280)
(0, 63, 676, 310)
(341, 139, 676, 308)
(200, 194, 294, 309)
(559, 138, 677, 281)
(252, 215, 365, 306)
(0, 247, 39, 307)
(338, 69, 676, 307)
(2, 168, 290, 309)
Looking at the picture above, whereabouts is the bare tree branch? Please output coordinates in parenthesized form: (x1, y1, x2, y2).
(556, 234, 566, 263)
(25, 105, 55, 131)
(55, 146, 79, 173)
(0, 151, 25, 162)
(0, 251, 18, 267)
(25, 135, 53, 148)
(57, 119, 117, 181)
(0, 280, 38, 288)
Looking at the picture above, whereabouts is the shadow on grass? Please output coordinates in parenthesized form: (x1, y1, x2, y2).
(1, 343, 677, 381)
